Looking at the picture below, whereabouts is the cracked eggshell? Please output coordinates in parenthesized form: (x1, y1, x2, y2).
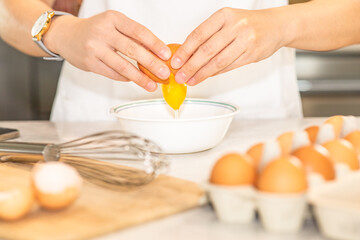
(0, 186, 34, 221)
(31, 162, 82, 210)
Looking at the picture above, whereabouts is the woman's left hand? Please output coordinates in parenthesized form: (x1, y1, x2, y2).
(171, 7, 291, 86)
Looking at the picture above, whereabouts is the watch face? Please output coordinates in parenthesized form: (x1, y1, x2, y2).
(31, 12, 49, 37)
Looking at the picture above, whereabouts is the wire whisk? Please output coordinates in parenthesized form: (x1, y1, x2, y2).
(0, 131, 169, 189)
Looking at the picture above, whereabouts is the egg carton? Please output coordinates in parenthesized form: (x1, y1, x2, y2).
(206, 169, 360, 239)
(206, 115, 360, 239)
(308, 170, 360, 240)
(206, 182, 307, 232)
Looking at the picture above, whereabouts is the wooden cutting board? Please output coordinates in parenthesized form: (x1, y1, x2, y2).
(0, 163, 204, 240)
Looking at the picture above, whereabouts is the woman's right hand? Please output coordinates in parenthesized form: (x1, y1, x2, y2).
(43, 10, 171, 91)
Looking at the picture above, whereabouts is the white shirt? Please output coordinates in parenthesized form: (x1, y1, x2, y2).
(51, 0, 302, 121)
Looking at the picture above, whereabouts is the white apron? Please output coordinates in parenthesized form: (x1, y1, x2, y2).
(51, 0, 302, 121)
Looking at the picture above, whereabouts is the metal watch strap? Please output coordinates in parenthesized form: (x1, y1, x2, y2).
(34, 40, 63, 61)
(34, 11, 72, 61)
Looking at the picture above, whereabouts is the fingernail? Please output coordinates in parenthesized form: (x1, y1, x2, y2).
(160, 48, 171, 60)
(171, 57, 182, 69)
(187, 77, 196, 86)
(158, 66, 170, 79)
(175, 71, 187, 84)
(146, 81, 157, 91)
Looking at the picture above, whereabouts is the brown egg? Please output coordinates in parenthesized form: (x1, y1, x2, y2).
(277, 132, 294, 156)
(0, 186, 34, 221)
(322, 139, 359, 170)
(345, 130, 360, 155)
(210, 153, 256, 186)
(324, 115, 344, 138)
(246, 143, 263, 168)
(246, 140, 283, 171)
(292, 145, 335, 181)
(256, 156, 308, 193)
(32, 162, 82, 210)
(304, 125, 319, 144)
(277, 131, 311, 156)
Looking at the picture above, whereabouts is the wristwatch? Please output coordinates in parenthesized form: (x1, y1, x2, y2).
(31, 11, 72, 61)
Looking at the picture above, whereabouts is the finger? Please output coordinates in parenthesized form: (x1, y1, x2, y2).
(109, 32, 170, 80)
(100, 48, 158, 92)
(174, 28, 235, 84)
(186, 40, 247, 86)
(92, 58, 129, 82)
(111, 12, 171, 60)
(171, 10, 225, 70)
(215, 50, 253, 75)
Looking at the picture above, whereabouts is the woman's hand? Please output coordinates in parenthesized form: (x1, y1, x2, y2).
(171, 7, 291, 86)
(44, 11, 172, 91)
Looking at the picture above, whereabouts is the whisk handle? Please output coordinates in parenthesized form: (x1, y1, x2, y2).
(0, 142, 60, 162)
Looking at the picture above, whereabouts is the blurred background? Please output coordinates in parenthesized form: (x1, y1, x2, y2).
(0, 0, 359, 120)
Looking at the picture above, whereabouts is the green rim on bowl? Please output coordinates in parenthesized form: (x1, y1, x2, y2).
(110, 98, 240, 122)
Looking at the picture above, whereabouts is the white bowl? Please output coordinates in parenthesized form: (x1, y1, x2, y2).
(110, 99, 239, 154)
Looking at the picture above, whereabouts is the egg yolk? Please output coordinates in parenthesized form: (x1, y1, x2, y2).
(162, 73, 187, 111)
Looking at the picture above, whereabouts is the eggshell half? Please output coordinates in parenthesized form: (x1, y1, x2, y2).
(32, 162, 82, 210)
(0, 186, 34, 221)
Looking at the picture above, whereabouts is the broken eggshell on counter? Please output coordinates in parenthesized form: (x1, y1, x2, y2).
(0, 185, 34, 221)
(207, 153, 257, 224)
(31, 162, 82, 210)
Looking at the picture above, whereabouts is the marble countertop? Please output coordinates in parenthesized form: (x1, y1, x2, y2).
(0, 118, 330, 240)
